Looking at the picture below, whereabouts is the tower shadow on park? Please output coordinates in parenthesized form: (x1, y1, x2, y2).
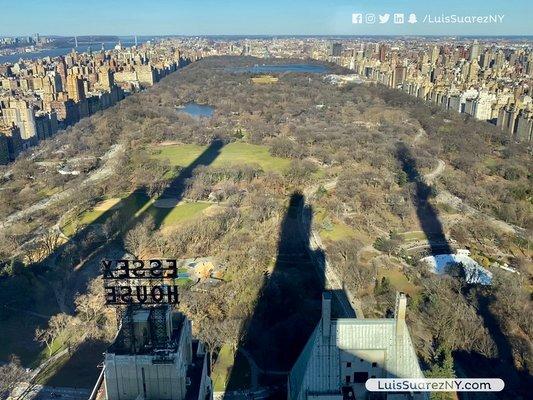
(150, 139, 224, 229)
(396, 142, 532, 399)
(396, 142, 452, 256)
(223, 192, 353, 397)
(5, 140, 224, 382)
(43, 139, 224, 298)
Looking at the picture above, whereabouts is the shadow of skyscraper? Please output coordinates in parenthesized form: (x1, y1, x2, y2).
(396, 142, 452, 256)
(224, 192, 355, 398)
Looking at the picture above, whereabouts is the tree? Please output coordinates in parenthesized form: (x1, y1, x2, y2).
(34, 313, 74, 356)
(124, 216, 155, 258)
(75, 277, 105, 322)
(426, 345, 456, 400)
(0, 356, 29, 400)
(34, 327, 54, 356)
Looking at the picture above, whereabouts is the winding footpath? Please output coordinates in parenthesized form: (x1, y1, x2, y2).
(415, 129, 526, 238)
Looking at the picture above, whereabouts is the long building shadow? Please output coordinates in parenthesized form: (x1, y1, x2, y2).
(150, 139, 224, 229)
(45, 139, 224, 304)
(0, 140, 225, 371)
(453, 293, 532, 400)
(224, 192, 355, 397)
(397, 143, 532, 398)
(473, 292, 531, 399)
(396, 142, 452, 256)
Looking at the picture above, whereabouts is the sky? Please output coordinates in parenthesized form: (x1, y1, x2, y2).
(0, 0, 532, 37)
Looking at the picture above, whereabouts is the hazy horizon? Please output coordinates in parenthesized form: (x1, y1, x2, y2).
(1, 0, 532, 37)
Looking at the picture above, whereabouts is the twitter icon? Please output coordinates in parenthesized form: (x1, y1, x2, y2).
(379, 13, 390, 23)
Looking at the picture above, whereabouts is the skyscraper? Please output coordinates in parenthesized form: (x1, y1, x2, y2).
(470, 40, 481, 61)
(102, 305, 212, 400)
(2, 99, 37, 142)
(66, 73, 86, 102)
(289, 293, 427, 400)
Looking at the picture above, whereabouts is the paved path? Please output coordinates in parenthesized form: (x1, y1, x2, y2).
(10, 383, 90, 400)
(1, 304, 51, 320)
(1, 144, 123, 229)
(424, 159, 445, 184)
(413, 130, 526, 238)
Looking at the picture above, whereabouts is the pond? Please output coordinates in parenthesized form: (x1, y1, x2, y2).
(229, 63, 329, 74)
(177, 102, 214, 118)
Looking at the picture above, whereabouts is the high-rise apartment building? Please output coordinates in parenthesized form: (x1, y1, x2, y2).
(2, 99, 37, 142)
(289, 292, 427, 400)
(66, 73, 86, 102)
(101, 305, 212, 400)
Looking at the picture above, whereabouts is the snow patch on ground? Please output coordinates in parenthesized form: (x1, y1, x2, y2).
(420, 253, 493, 285)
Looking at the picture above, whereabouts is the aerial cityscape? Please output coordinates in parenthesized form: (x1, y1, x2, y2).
(0, 2, 531, 400)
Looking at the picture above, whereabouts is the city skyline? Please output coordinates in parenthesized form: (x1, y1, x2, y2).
(1, 0, 533, 37)
(0, 4, 531, 396)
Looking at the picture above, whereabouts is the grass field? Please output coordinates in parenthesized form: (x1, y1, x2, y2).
(152, 142, 291, 173)
(321, 222, 356, 241)
(62, 208, 107, 237)
(61, 189, 212, 237)
(315, 207, 356, 241)
(36, 340, 107, 388)
(148, 201, 210, 229)
(399, 231, 427, 242)
(61, 192, 152, 237)
(212, 345, 235, 391)
(211, 344, 251, 391)
(377, 269, 420, 297)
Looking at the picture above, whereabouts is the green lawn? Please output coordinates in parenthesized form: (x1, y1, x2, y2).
(315, 207, 356, 241)
(62, 209, 107, 237)
(212, 345, 235, 391)
(62, 194, 211, 237)
(147, 201, 210, 228)
(61, 192, 152, 237)
(153, 143, 206, 167)
(211, 344, 251, 391)
(152, 142, 291, 173)
(377, 269, 420, 297)
(399, 231, 426, 242)
(321, 222, 356, 241)
(36, 340, 107, 388)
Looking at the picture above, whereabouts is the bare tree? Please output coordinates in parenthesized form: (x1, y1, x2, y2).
(34, 313, 74, 356)
(0, 356, 29, 400)
(124, 216, 155, 258)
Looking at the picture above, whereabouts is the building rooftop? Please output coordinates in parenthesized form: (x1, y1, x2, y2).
(107, 305, 184, 356)
(289, 293, 426, 400)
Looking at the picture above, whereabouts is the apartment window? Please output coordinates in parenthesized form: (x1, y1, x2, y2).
(345, 375, 351, 383)
(346, 362, 352, 368)
(354, 372, 369, 383)
(372, 362, 378, 368)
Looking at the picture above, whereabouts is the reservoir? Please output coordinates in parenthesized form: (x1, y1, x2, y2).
(229, 64, 329, 74)
(177, 102, 215, 118)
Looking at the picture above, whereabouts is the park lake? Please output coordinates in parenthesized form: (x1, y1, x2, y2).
(229, 63, 330, 74)
(177, 102, 215, 118)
